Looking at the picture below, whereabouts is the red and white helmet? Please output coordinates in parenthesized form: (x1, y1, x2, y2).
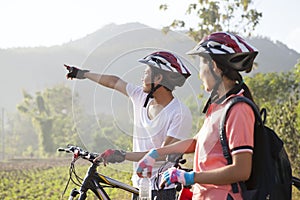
(187, 32, 258, 72)
(138, 51, 191, 78)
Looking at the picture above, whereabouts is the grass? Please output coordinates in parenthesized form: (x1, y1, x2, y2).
(0, 157, 299, 199)
(0, 158, 134, 200)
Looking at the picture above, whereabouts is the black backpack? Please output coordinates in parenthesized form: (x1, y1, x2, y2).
(219, 96, 293, 200)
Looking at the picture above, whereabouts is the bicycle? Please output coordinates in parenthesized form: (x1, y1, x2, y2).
(58, 145, 300, 200)
(58, 145, 192, 200)
(58, 145, 139, 200)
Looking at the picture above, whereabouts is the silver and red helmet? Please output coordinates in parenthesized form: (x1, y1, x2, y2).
(138, 51, 191, 78)
(138, 51, 191, 107)
(187, 32, 258, 73)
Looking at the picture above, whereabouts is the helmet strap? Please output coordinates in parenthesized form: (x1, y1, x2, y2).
(143, 84, 162, 107)
(202, 61, 223, 113)
(143, 67, 163, 108)
(202, 78, 221, 114)
(202, 81, 244, 114)
(209, 60, 223, 101)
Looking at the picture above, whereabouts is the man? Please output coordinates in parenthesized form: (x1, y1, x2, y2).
(65, 51, 193, 200)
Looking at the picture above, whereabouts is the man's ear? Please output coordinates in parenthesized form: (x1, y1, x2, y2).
(154, 74, 163, 84)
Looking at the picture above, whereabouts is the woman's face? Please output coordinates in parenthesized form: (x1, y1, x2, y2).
(199, 57, 217, 92)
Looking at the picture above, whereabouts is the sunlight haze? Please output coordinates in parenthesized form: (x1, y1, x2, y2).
(0, 0, 299, 52)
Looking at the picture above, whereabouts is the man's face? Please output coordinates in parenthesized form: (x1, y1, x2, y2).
(141, 66, 152, 93)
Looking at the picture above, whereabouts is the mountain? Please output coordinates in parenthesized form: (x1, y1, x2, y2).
(248, 37, 300, 72)
(1, 22, 299, 114)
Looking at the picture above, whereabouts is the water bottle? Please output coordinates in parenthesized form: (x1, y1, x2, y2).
(139, 172, 151, 200)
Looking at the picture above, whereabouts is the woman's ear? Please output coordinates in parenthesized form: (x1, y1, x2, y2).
(212, 61, 222, 76)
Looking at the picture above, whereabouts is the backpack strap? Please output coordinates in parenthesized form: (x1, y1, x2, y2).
(219, 96, 263, 193)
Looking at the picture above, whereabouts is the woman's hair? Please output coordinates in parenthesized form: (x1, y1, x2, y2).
(217, 62, 255, 102)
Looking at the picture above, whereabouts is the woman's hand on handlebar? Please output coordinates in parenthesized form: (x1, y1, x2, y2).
(160, 167, 195, 188)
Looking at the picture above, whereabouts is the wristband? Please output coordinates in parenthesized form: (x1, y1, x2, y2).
(184, 171, 195, 186)
(148, 149, 159, 159)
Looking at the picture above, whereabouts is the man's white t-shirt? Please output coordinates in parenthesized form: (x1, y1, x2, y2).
(126, 83, 192, 190)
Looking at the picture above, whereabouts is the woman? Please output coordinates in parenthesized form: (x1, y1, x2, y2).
(136, 32, 258, 200)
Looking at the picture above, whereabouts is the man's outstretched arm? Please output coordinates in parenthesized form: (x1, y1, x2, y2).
(64, 64, 128, 96)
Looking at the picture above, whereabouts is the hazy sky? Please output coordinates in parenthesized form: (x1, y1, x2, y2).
(0, 0, 299, 52)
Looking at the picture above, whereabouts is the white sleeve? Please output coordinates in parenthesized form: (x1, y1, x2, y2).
(126, 83, 145, 107)
(126, 82, 140, 97)
(166, 108, 192, 140)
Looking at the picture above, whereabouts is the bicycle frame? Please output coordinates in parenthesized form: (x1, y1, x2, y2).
(58, 146, 139, 200)
(69, 163, 139, 200)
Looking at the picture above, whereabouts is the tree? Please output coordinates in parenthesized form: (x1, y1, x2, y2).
(90, 113, 133, 152)
(184, 95, 204, 135)
(4, 112, 37, 158)
(160, 0, 262, 41)
(245, 64, 300, 176)
(17, 84, 82, 156)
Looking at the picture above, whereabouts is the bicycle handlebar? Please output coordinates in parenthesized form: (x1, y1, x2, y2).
(58, 146, 191, 190)
(58, 145, 101, 164)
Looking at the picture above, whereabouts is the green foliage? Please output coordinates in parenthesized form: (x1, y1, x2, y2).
(160, 0, 262, 41)
(16, 84, 82, 156)
(12, 83, 135, 158)
(90, 121, 133, 152)
(33, 117, 54, 153)
(1, 158, 299, 199)
(245, 64, 300, 176)
(0, 159, 134, 200)
(3, 113, 38, 158)
(184, 95, 204, 136)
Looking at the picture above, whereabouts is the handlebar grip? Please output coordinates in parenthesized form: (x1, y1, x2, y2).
(57, 147, 66, 152)
(159, 180, 182, 191)
(175, 182, 182, 191)
(160, 181, 166, 190)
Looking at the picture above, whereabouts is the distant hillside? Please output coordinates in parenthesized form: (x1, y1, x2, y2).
(1, 22, 299, 113)
(248, 37, 299, 72)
